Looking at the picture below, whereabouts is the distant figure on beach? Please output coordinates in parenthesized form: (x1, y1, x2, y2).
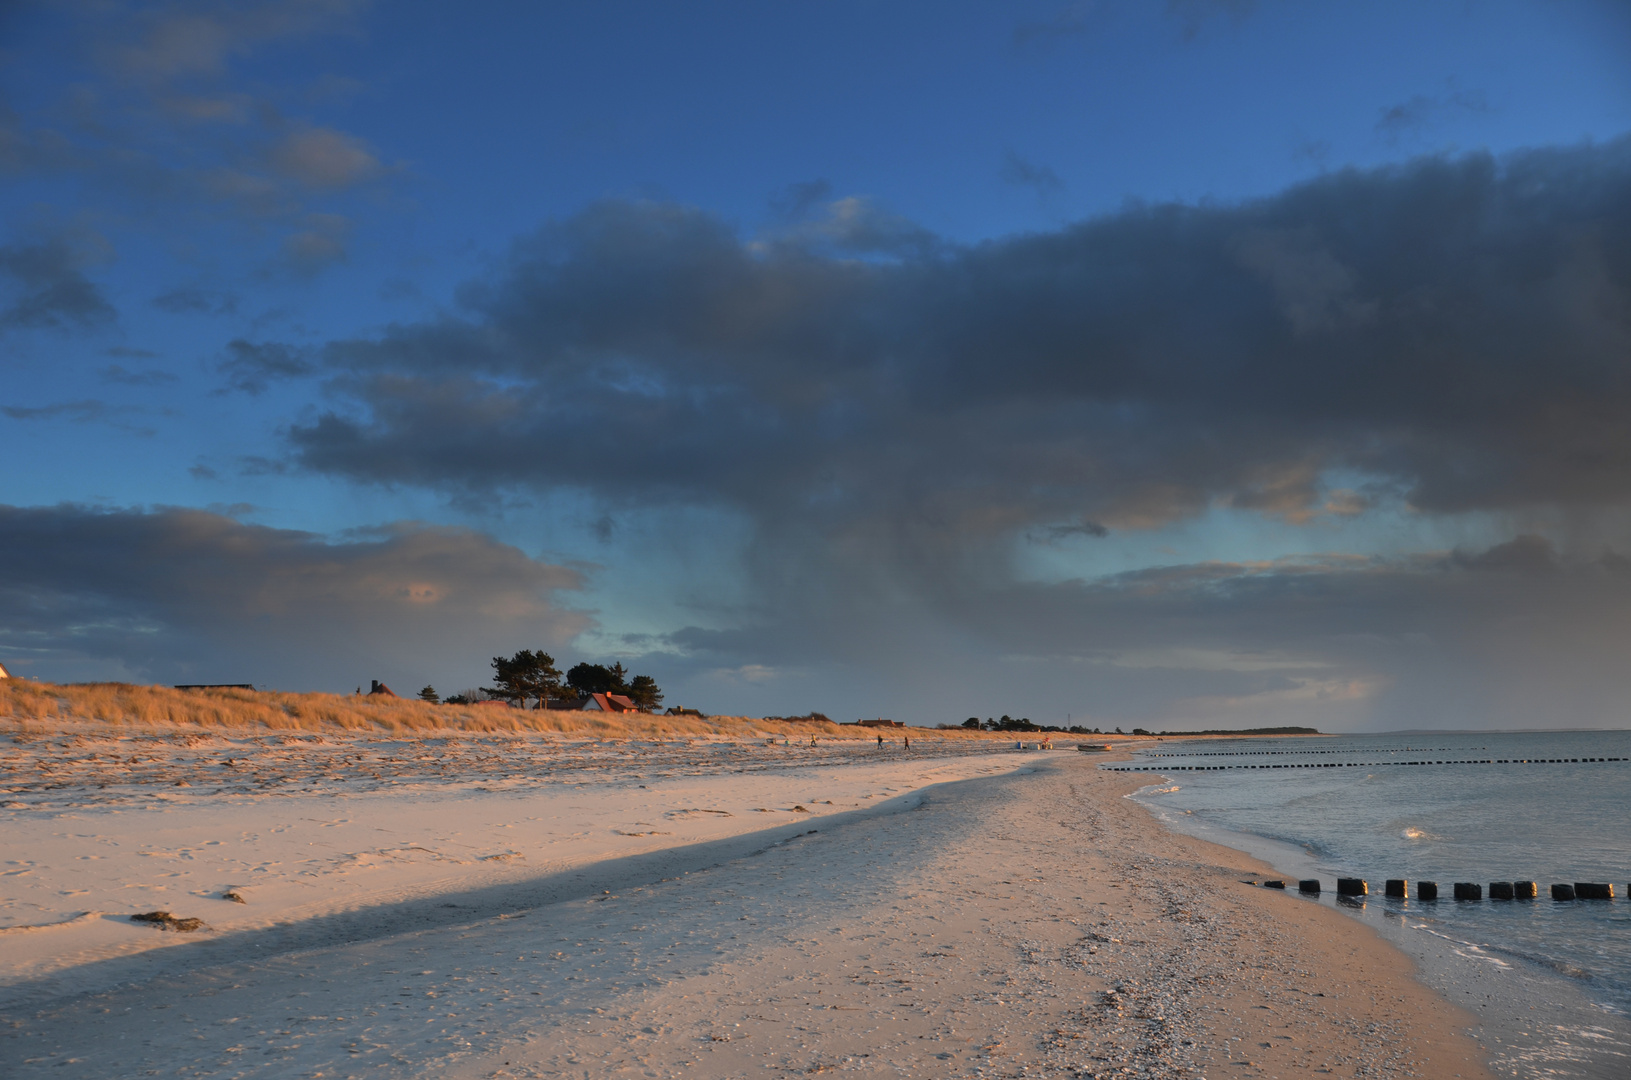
(810, 735, 817, 746)
(904, 734, 911, 750)
(877, 733, 885, 747)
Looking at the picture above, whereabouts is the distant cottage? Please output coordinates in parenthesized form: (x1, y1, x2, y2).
(582, 692, 638, 713)
(368, 680, 399, 698)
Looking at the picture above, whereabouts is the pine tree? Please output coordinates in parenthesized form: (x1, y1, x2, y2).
(488, 650, 564, 709)
(627, 674, 663, 710)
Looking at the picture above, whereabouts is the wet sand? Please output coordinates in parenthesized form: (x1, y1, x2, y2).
(0, 727, 1491, 1078)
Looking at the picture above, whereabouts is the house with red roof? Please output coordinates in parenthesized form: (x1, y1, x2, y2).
(582, 692, 639, 713)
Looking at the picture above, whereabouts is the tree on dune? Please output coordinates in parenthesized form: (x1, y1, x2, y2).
(488, 649, 565, 709)
(626, 674, 663, 710)
(565, 661, 662, 710)
(566, 661, 626, 697)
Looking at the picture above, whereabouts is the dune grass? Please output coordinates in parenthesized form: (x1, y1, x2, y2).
(0, 679, 1012, 741)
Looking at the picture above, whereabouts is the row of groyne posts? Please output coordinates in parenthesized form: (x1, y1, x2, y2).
(1256, 878, 1620, 902)
(1102, 755, 1625, 903)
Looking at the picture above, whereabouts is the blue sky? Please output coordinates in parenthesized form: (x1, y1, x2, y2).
(4, 0, 1631, 729)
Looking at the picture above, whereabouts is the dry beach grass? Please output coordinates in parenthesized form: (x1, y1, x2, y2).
(0, 679, 1006, 741)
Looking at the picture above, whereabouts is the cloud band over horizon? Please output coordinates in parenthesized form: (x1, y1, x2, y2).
(6, 138, 1631, 728)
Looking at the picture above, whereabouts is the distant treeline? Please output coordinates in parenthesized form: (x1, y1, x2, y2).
(953, 716, 1102, 734)
(1159, 726, 1320, 736)
(945, 718, 1321, 736)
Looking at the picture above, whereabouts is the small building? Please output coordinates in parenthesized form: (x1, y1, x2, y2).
(0, 661, 10, 679)
(582, 692, 638, 713)
(368, 680, 399, 698)
(855, 718, 904, 728)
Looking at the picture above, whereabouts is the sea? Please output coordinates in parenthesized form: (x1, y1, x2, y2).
(1116, 730, 1631, 1079)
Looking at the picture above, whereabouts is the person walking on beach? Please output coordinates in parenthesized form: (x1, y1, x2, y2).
(877, 733, 885, 748)
(903, 734, 910, 750)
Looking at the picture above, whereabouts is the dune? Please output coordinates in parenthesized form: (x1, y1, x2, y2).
(2, 679, 1031, 740)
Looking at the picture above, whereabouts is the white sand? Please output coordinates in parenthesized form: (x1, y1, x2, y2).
(1, 731, 1021, 1003)
(0, 729, 1492, 1078)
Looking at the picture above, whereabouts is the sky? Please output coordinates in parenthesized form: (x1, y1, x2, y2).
(3, 0, 1631, 731)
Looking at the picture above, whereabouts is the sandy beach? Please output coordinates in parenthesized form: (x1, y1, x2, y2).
(1, 725, 1492, 1078)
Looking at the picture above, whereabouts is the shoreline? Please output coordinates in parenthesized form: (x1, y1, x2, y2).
(1, 732, 1492, 1078)
(1124, 753, 1631, 1079)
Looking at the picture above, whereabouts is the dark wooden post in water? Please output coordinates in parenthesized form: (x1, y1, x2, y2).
(1576, 883, 1615, 900)
(1336, 878, 1367, 897)
(1453, 882, 1482, 901)
(1385, 879, 1408, 898)
(1551, 883, 1577, 901)
(1298, 879, 1321, 894)
(1417, 881, 1438, 900)
(1513, 881, 1537, 899)
(1489, 882, 1515, 900)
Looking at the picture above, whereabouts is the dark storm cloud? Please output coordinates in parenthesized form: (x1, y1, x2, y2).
(658, 536, 1631, 729)
(98, 0, 370, 84)
(953, 536, 1631, 728)
(1028, 520, 1109, 543)
(278, 213, 351, 275)
(0, 398, 159, 436)
(217, 338, 316, 394)
(101, 364, 180, 386)
(264, 139, 1631, 725)
(1012, 5, 1095, 48)
(0, 504, 586, 688)
(1375, 88, 1492, 145)
(1001, 151, 1064, 196)
(5, 2, 379, 277)
(288, 139, 1631, 534)
(1015, 0, 1253, 51)
(1165, 0, 1255, 37)
(152, 287, 240, 315)
(769, 179, 834, 221)
(2, 400, 116, 423)
(0, 239, 116, 332)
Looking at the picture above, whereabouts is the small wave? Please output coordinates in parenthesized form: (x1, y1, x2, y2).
(1400, 826, 1431, 841)
(1402, 920, 1596, 978)
(1478, 942, 1597, 982)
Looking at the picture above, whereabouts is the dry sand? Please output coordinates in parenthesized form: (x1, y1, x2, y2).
(0, 725, 1492, 1078)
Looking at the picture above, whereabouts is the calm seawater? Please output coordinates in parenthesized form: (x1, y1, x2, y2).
(1120, 730, 1631, 1079)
